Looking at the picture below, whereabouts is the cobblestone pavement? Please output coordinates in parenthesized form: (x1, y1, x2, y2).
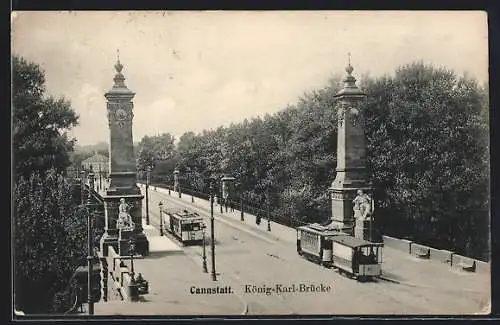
(94, 185, 490, 316)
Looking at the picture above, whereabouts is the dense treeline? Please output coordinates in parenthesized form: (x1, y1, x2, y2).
(137, 62, 489, 261)
(13, 55, 86, 313)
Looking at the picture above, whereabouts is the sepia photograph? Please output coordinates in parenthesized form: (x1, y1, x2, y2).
(11, 10, 490, 317)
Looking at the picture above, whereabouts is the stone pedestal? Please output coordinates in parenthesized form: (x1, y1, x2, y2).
(354, 218, 374, 241)
(100, 191, 149, 257)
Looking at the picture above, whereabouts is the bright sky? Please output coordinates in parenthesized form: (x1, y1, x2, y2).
(11, 11, 488, 146)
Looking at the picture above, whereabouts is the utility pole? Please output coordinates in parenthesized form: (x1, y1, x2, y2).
(202, 224, 208, 273)
(159, 201, 164, 236)
(267, 188, 271, 232)
(210, 180, 217, 281)
(81, 170, 86, 205)
(86, 173, 95, 315)
(145, 166, 150, 225)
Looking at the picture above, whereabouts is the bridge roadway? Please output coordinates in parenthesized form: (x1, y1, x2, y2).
(94, 185, 490, 316)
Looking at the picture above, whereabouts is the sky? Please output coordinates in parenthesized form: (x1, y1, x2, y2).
(11, 11, 488, 146)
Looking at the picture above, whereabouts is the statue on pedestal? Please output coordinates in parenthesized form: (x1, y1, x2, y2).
(353, 189, 373, 221)
(117, 198, 135, 231)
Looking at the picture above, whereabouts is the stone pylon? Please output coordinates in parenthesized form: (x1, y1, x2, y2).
(100, 52, 149, 256)
(328, 56, 372, 238)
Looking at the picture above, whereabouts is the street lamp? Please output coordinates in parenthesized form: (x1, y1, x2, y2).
(221, 175, 235, 214)
(128, 237, 136, 281)
(80, 170, 86, 205)
(201, 223, 208, 273)
(236, 183, 244, 221)
(174, 168, 181, 198)
(86, 172, 95, 316)
(218, 177, 223, 214)
(209, 178, 217, 281)
(145, 166, 151, 225)
(266, 189, 271, 232)
(98, 164, 102, 191)
(159, 201, 164, 236)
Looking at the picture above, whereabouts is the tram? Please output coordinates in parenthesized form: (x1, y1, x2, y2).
(330, 234, 383, 281)
(296, 223, 345, 267)
(296, 223, 383, 281)
(163, 209, 204, 245)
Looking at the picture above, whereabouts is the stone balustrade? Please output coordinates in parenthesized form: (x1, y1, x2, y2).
(382, 235, 489, 273)
(107, 246, 141, 302)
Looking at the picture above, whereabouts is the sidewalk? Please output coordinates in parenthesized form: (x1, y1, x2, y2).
(141, 184, 296, 245)
(141, 219, 182, 255)
(95, 218, 244, 315)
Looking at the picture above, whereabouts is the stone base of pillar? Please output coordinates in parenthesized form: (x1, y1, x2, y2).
(354, 218, 374, 241)
(100, 233, 119, 257)
(118, 231, 149, 257)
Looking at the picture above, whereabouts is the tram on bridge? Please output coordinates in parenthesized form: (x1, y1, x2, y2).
(296, 224, 383, 281)
(163, 209, 204, 245)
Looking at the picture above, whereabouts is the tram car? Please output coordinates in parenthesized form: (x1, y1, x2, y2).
(330, 234, 383, 281)
(296, 223, 383, 281)
(163, 209, 204, 245)
(296, 223, 345, 267)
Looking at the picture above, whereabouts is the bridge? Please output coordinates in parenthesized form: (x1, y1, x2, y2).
(72, 179, 490, 316)
(61, 56, 490, 316)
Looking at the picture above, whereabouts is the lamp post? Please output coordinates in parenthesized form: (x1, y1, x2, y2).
(266, 188, 271, 232)
(145, 166, 151, 225)
(86, 172, 95, 316)
(209, 178, 217, 281)
(80, 170, 86, 204)
(159, 201, 164, 236)
(237, 183, 244, 221)
(221, 176, 235, 214)
(174, 169, 181, 198)
(240, 196, 244, 221)
(129, 237, 136, 281)
(201, 223, 208, 273)
(98, 164, 102, 191)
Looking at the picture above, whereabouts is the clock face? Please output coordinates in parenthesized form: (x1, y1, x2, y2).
(115, 108, 127, 121)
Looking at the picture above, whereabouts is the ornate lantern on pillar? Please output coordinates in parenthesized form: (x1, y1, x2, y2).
(221, 175, 236, 213)
(174, 168, 181, 198)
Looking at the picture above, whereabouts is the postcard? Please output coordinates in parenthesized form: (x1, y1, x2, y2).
(11, 10, 490, 317)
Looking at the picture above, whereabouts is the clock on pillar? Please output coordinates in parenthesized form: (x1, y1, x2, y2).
(100, 52, 149, 256)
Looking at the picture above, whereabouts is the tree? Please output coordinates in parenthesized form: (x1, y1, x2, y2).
(361, 62, 489, 260)
(136, 133, 176, 175)
(13, 55, 86, 313)
(12, 55, 79, 179)
(14, 170, 87, 313)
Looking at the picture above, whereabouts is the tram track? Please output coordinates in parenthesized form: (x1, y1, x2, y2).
(145, 187, 466, 315)
(148, 188, 284, 246)
(143, 190, 303, 315)
(152, 193, 443, 314)
(142, 200, 250, 315)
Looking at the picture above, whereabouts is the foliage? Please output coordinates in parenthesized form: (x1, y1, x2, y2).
(12, 55, 79, 179)
(361, 62, 489, 260)
(136, 133, 176, 177)
(14, 170, 87, 313)
(13, 55, 87, 313)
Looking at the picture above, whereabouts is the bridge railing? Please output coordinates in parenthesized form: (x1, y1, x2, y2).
(139, 181, 310, 229)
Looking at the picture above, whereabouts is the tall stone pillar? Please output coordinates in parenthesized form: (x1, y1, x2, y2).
(328, 57, 372, 237)
(100, 53, 149, 256)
